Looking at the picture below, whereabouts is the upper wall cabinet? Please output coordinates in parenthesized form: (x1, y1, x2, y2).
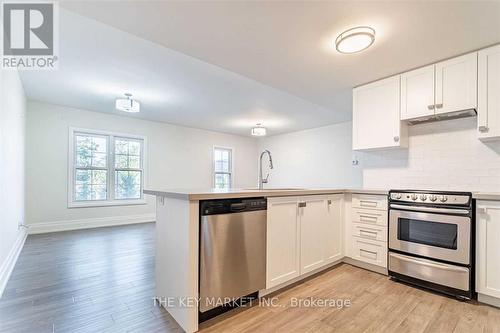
(353, 75, 407, 151)
(478, 44, 500, 140)
(401, 65, 435, 120)
(400, 53, 477, 121)
(435, 53, 477, 115)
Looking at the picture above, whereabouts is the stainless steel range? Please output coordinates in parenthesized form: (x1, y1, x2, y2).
(388, 190, 474, 300)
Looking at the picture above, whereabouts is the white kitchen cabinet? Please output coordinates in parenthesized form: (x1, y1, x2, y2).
(266, 194, 344, 289)
(299, 196, 328, 274)
(400, 65, 436, 120)
(266, 196, 300, 289)
(346, 194, 388, 270)
(324, 194, 344, 264)
(435, 52, 477, 115)
(352, 75, 407, 150)
(478, 44, 500, 140)
(351, 237, 388, 267)
(476, 201, 500, 305)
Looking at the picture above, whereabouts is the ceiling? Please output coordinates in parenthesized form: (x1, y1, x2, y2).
(21, 9, 339, 136)
(22, 1, 500, 136)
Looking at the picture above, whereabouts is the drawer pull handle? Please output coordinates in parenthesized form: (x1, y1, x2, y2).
(360, 249, 378, 260)
(359, 230, 378, 239)
(359, 214, 378, 223)
(360, 200, 377, 208)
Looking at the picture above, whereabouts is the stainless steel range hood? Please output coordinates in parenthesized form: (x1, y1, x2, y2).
(406, 109, 477, 126)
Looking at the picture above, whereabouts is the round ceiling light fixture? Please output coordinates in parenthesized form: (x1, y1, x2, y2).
(335, 26, 375, 54)
(115, 93, 140, 113)
(251, 123, 267, 136)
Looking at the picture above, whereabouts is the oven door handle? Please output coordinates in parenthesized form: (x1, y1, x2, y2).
(390, 204, 469, 215)
(389, 252, 469, 273)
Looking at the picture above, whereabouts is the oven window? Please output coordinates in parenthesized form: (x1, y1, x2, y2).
(398, 218, 457, 250)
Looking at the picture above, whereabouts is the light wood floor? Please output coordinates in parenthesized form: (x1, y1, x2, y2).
(1, 223, 499, 333)
(200, 263, 500, 333)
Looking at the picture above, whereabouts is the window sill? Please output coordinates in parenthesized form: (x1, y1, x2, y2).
(68, 199, 147, 209)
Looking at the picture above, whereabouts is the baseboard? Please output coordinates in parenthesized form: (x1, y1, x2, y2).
(478, 293, 500, 308)
(259, 259, 343, 297)
(0, 228, 28, 298)
(343, 257, 388, 276)
(27, 213, 156, 234)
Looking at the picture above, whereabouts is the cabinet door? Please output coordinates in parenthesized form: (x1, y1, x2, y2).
(478, 45, 500, 140)
(435, 52, 477, 115)
(266, 196, 300, 288)
(476, 201, 500, 298)
(353, 75, 405, 150)
(400, 65, 435, 120)
(325, 194, 343, 264)
(299, 196, 328, 274)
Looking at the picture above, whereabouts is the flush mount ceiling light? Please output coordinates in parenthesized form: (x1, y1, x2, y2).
(335, 26, 375, 54)
(251, 124, 267, 136)
(115, 93, 140, 113)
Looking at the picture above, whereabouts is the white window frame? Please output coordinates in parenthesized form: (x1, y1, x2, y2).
(68, 127, 147, 208)
(212, 146, 234, 189)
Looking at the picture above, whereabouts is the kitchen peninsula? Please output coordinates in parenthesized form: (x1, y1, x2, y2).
(143, 187, 388, 333)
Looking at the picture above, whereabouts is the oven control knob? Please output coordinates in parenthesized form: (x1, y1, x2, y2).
(420, 194, 427, 201)
(411, 194, 418, 200)
(429, 195, 438, 202)
(395, 193, 402, 199)
(440, 195, 448, 202)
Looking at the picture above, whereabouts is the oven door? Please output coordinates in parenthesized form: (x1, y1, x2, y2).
(389, 208, 470, 265)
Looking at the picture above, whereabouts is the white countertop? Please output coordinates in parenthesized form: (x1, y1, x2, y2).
(143, 188, 389, 201)
(473, 192, 500, 200)
(143, 187, 500, 201)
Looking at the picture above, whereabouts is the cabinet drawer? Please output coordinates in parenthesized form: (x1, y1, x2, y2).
(352, 208, 388, 227)
(351, 237, 387, 268)
(352, 223, 387, 242)
(352, 194, 388, 211)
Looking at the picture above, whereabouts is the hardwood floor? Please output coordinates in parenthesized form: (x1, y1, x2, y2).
(200, 265, 500, 333)
(1, 223, 499, 333)
(0, 223, 180, 333)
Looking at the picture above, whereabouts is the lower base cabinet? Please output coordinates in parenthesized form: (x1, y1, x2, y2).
(350, 237, 387, 267)
(266, 194, 343, 289)
(476, 201, 500, 304)
(346, 194, 389, 269)
(266, 196, 300, 288)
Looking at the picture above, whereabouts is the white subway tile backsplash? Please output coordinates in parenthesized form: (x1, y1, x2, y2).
(361, 117, 500, 192)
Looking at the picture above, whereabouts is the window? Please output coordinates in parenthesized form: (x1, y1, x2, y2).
(69, 128, 146, 207)
(213, 147, 232, 189)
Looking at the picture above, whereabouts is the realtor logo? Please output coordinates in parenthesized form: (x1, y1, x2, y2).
(1, 1, 59, 69)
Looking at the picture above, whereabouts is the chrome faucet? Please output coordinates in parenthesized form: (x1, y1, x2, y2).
(259, 150, 274, 190)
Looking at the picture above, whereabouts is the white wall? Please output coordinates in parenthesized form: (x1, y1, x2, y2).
(258, 122, 362, 188)
(359, 117, 500, 192)
(0, 70, 27, 284)
(26, 102, 258, 227)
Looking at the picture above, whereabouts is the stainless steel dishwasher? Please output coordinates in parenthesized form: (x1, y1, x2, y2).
(199, 197, 267, 315)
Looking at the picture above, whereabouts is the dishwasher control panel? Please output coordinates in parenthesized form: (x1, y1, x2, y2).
(200, 197, 267, 215)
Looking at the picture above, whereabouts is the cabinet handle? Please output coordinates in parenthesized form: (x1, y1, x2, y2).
(360, 249, 378, 260)
(359, 230, 378, 239)
(327, 200, 332, 205)
(359, 200, 377, 208)
(393, 136, 400, 142)
(479, 126, 489, 133)
(359, 214, 378, 223)
(427, 104, 435, 110)
(435, 103, 443, 109)
(298, 202, 307, 208)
